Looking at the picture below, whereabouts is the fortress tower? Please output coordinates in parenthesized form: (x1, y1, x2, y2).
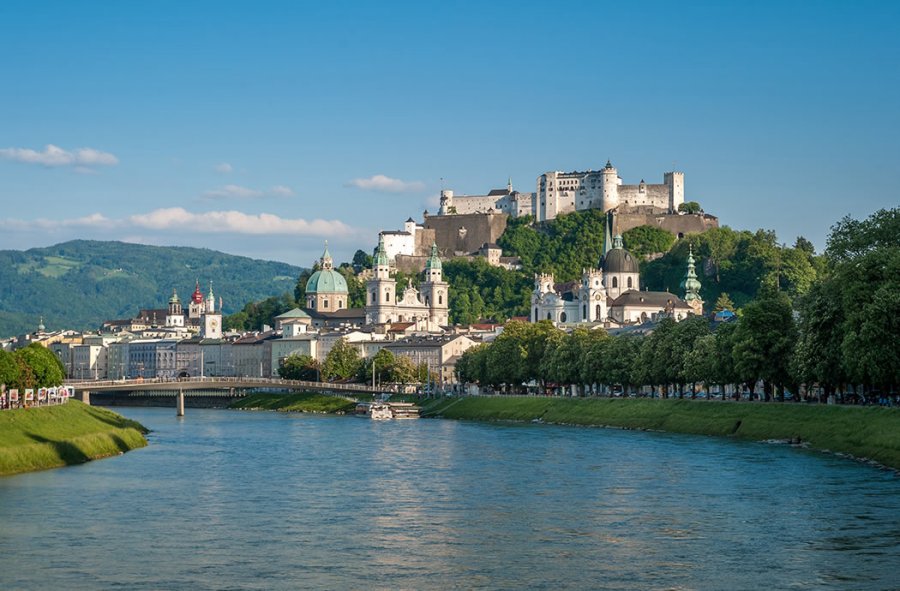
(600, 160, 620, 212)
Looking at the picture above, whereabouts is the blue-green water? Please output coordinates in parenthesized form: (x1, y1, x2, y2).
(1, 408, 899, 590)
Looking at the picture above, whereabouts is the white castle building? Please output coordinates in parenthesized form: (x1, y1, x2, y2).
(381, 217, 426, 261)
(438, 179, 534, 218)
(531, 223, 702, 326)
(366, 236, 449, 331)
(535, 160, 684, 222)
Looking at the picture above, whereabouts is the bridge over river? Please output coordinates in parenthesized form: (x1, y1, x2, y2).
(66, 377, 381, 414)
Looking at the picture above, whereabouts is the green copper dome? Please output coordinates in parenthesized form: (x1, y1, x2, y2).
(305, 242, 348, 294)
(306, 269, 348, 294)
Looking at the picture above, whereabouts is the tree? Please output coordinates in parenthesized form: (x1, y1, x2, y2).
(456, 344, 488, 385)
(792, 277, 845, 400)
(321, 338, 362, 381)
(226, 293, 296, 331)
(0, 350, 22, 389)
(14, 344, 65, 388)
(732, 288, 797, 400)
(278, 354, 319, 381)
(351, 249, 373, 272)
(622, 225, 676, 258)
(678, 201, 702, 214)
(713, 292, 735, 312)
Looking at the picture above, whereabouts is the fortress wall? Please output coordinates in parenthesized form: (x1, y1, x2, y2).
(424, 212, 508, 256)
(614, 211, 719, 237)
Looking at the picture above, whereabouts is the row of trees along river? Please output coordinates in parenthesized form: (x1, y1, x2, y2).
(456, 208, 898, 401)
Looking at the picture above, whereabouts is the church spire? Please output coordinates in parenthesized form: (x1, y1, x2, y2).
(681, 244, 704, 315)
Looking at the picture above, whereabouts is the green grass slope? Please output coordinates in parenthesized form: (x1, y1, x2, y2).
(421, 397, 900, 469)
(0, 240, 303, 337)
(0, 401, 149, 476)
(230, 392, 357, 413)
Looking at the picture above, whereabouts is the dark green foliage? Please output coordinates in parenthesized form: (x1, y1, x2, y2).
(641, 226, 821, 308)
(794, 207, 900, 392)
(0, 350, 21, 388)
(14, 343, 65, 388)
(351, 249, 373, 271)
(498, 210, 606, 281)
(278, 354, 319, 381)
(0, 240, 302, 337)
(622, 225, 676, 258)
(443, 258, 531, 324)
(678, 201, 702, 214)
(225, 293, 296, 331)
(322, 338, 362, 381)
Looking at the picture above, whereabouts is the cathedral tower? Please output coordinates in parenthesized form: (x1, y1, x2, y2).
(366, 234, 397, 325)
(420, 242, 449, 326)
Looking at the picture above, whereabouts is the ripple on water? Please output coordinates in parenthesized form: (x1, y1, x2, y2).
(0, 408, 898, 591)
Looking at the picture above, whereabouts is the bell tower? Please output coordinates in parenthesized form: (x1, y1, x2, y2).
(366, 234, 397, 325)
(421, 242, 448, 327)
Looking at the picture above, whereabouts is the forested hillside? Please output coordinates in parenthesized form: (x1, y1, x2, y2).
(229, 210, 828, 329)
(0, 240, 302, 337)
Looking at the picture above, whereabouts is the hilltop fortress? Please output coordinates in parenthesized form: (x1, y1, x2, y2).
(377, 160, 717, 273)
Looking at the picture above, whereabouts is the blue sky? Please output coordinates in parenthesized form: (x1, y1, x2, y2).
(1, 1, 898, 267)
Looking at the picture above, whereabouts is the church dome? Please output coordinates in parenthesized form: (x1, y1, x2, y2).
(305, 268, 348, 294)
(602, 235, 640, 274)
(603, 249, 640, 274)
(305, 242, 349, 295)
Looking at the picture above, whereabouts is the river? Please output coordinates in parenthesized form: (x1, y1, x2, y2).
(1, 407, 899, 590)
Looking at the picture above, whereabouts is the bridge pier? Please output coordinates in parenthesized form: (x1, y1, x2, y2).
(75, 390, 91, 405)
(177, 390, 185, 417)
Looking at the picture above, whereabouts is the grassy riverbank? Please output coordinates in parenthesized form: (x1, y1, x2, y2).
(230, 392, 358, 414)
(0, 401, 149, 476)
(421, 396, 900, 470)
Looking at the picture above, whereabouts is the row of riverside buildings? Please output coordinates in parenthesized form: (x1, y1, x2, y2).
(3, 157, 712, 388)
(3, 248, 495, 389)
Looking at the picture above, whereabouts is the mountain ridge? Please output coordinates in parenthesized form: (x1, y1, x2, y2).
(0, 240, 303, 337)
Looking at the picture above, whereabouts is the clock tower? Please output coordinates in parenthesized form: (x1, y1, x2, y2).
(201, 311, 222, 339)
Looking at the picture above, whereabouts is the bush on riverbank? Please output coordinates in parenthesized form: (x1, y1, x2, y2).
(0, 401, 148, 476)
(230, 392, 357, 414)
(421, 397, 900, 470)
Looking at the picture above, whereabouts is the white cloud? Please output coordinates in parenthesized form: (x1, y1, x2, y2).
(202, 184, 295, 200)
(270, 185, 295, 197)
(129, 208, 352, 236)
(345, 174, 425, 193)
(1, 213, 115, 231)
(203, 184, 264, 200)
(0, 209, 353, 238)
(214, 162, 233, 174)
(0, 144, 118, 167)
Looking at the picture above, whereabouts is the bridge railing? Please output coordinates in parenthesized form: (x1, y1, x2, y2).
(66, 376, 383, 394)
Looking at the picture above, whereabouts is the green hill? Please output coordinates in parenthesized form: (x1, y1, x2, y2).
(0, 240, 303, 337)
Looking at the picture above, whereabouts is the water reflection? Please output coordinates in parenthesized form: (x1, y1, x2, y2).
(0, 408, 898, 590)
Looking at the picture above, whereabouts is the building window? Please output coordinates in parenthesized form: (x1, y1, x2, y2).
(324, 299, 329, 309)
(547, 312, 551, 320)
(386, 290, 391, 302)
(583, 305, 586, 319)
(534, 307, 538, 322)
(560, 312, 567, 323)
(612, 277, 618, 288)
(627, 277, 633, 289)
(596, 304, 602, 318)
(438, 295, 443, 305)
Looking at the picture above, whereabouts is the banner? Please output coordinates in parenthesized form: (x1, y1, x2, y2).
(49, 386, 58, 400)
(38, 388, 47, 402)
(24, 389, 34, 402)
(0, 392, 6, 408)
(9, 389, 19, 402)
